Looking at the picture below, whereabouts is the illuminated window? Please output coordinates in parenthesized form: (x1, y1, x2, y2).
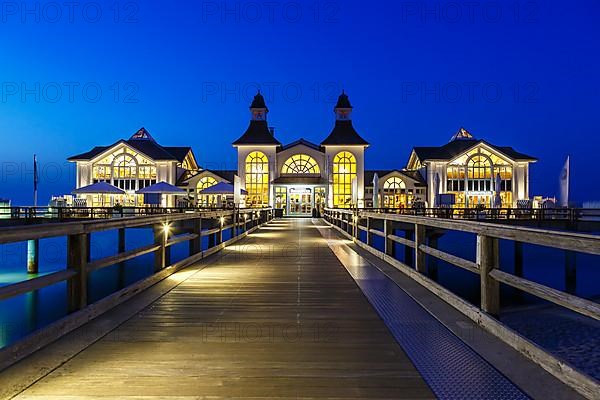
(245, 151, 269, 206)
(383, 177, 411, 208)
(332, 151, 356, 208)
(197, 176, 218, 191)
(447, 147, 514, 208)
(282, 154, 320, 174)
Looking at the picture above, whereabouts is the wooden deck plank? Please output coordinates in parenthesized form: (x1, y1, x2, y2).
(14, 219, 434, 399)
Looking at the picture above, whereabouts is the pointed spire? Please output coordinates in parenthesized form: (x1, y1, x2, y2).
(250, 90, 268, 111)
(334, 90, 353, 110)
(130, 127, 156, 141)
(450, 127, 475, 142)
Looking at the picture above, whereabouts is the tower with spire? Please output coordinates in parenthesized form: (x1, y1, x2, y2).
(321, 91, 369, 207)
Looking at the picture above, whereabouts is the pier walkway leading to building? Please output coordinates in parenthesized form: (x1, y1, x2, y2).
(0, 218, 592, 399)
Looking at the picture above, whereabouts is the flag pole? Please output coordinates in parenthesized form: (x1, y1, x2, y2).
(33, 154, 38, 207)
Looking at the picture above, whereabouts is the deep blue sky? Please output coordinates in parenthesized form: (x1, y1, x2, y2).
(1, 0, 599, 205)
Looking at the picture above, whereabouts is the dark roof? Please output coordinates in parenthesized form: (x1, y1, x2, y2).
(232, 120, 281, 146)
(208, 169, 236, 182)
(177, 169, 237, 186)
(68, 128, 194, 162)
(321, 120, 369, 146)
(273, 176, 328, 185)
(364, 169, 426, 186)
(250, 92, 268, 109)
(412, 139, 537, 162)
(278, 138, 323, 153)
(334, 91, 352, 109)
(164, 147, 192, 162)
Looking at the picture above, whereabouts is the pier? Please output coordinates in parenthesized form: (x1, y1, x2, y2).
(0, 213, 598, 399)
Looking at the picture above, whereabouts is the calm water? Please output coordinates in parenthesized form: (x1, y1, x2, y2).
(1, 224, 598, 380)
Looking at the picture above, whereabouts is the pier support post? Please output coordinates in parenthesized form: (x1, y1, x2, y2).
(478, 234, 500, 316)
(67, 233, 89, 312)
(565, 250, 577, 294)
(27, 239, 39, 274)
(514, 241, 523, 277)
(384, 219, 395, 257)
(118, 228, 126, 254)
(414, 224, 426, 273)
(208, 218, 216, 248)
(190, 218, 202, 255)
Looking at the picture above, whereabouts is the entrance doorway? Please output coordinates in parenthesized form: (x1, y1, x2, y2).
(289, 187, 312, 216)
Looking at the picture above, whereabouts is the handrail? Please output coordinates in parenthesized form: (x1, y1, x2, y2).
(322, 207, 600, 399)
(323, 207, 600, 320)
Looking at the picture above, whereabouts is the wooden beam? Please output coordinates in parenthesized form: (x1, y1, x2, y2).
(418, 244, 479, 274)
(478, 235, 500, 316)
(414, 224, 426, 273)
(0, 270, 76, 302)
(67, 233, 89, 312)
(87, 244, 161, 273)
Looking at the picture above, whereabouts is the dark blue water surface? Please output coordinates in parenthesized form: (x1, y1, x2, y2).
(0, 226, 235, 348)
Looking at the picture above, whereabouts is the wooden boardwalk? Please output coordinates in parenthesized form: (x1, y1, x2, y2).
(14, 218, 433, 399)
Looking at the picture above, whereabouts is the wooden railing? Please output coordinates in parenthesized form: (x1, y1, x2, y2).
(359, 207, 600, 222)
(0, 206, 273, 221)
(323, 208, 600, 399)
(0, 207, 273, 370)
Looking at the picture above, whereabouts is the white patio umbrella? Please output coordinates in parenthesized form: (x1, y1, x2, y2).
(72, 182, 125, 206)
(372, 173, 380, 209)
(494, 173, 502, 208)
(433, 173, 440, 207)
(137, 181, 186, 207)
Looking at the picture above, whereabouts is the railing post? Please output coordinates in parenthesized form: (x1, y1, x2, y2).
(478, 234, 500, 316)
(153, 225, 166, 271)
(414, 224, 426, 273)
(218, 215, 224, 244)
(67, 233, 89, 312)
(190, 217, 202, 254)
(118, 228, 126, 254)
(384, 219, 394, 257)
(366, 216, 372, 246)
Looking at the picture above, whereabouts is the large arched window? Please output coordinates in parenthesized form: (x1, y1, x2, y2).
(196, 176, 218, 207)
(332, 151, 356, 208)
(383, 177, 407, 208)
(197, 176, 218, 191)
(466, 154, 493, 192)
(112, 153, 138, 191)
(245, 151, 269, 206)
(282, 154, 320, 174)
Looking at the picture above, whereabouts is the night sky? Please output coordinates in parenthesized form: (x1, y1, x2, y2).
(0, 0, 599, 205)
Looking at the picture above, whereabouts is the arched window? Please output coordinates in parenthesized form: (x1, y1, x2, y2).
(245, 151, 269, 206)
(282, 154, 320, 174)
(113, 153, 137, 178)
(112, 153, 138, 191)
(383, 177, 407, 208)
(197, 176, 218, 191)
(332, 151, 356, 208)
(466, 154, 493, 192)
(196, 176, 218, 207)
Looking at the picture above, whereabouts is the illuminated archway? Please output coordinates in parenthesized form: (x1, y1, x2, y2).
(245, 151, 269, 206)
(332, 151, 356, 208)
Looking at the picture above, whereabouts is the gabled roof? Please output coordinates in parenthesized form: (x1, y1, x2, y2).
(278, 138, 323, 153)
(411, 139, 537, 163)
(364, 169, 426, 186)
(321, 120, 369, 146)
(177, 169, 237, 186)
(68, 128, 194, 162)
(232, 120, 281, 146)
